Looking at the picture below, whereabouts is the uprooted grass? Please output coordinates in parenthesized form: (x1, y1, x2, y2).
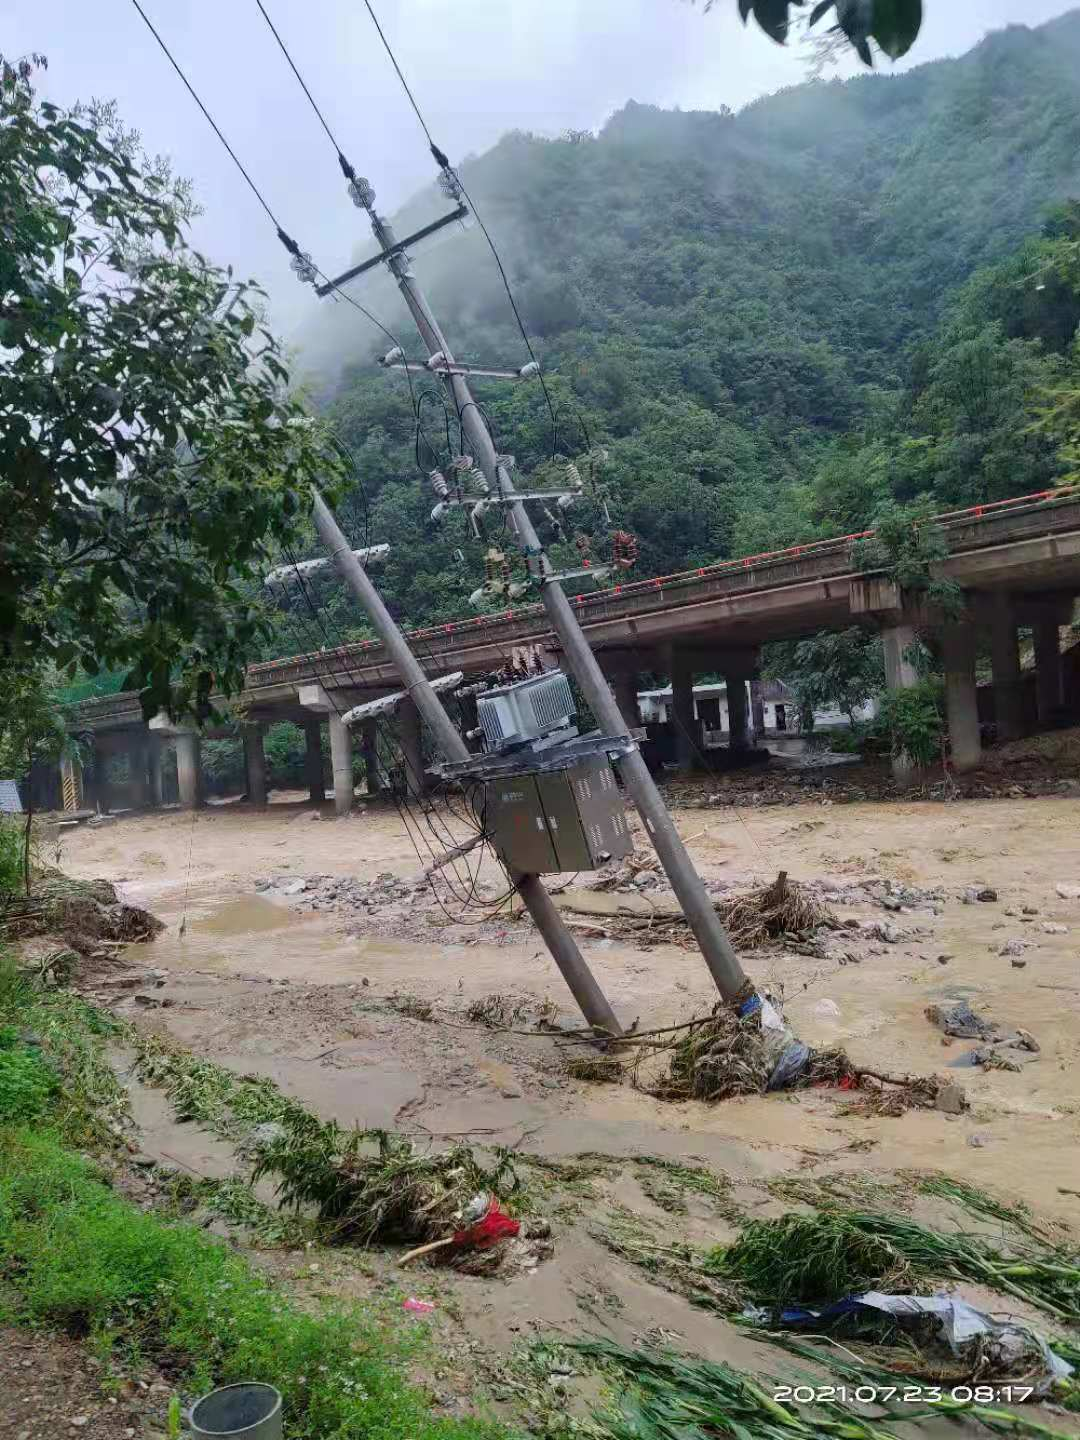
(253, 1126, 521, 1245)
(1, 868, 163, 953)
(711, 1210, 1080, 1323)
(134, 1032, 524, 1246)
(0, 1128, 503, 1440)
(570, 1337, 1069, 1440)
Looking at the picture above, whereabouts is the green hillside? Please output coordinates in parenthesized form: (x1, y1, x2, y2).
(294, 12, 1080, 643)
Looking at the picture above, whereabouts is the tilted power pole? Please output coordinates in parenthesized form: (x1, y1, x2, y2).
(324, 182, 757, 1014)
(307, 490, 623, 1038)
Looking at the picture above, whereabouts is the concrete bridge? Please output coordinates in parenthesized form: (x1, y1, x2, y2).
(63, 486, 1080, 814)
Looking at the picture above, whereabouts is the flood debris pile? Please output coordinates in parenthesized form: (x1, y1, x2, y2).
(571, 871, 839, 953)
(1, 870, 163, 956)
(465, 991, 558, 1029)
(251, 1126, 551, 1273)
(926, 1000, 1041, 1072)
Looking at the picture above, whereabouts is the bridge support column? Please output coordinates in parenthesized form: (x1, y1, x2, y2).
(398, 698, 428, 797)
(669, 650, 699, 770)
(361, 721, 383, 799)
(725, 676, 751, 752)
(243, 724, 268, 809)
(610, 671, 640, 730)
(328, 713, 353, 817)
(1034, 620, 1064, 725)
(59, 752, 83, 813)
(302, 717, 325, 804)
(942, 621, 982, 773)
(882, 622, 919, 783)
(175, 732, 202, 811)
(127, 733, 150, 809)
(149, 738, 165, 809)
(989, 593, 1024, 741)
(750, 679, 766, 740)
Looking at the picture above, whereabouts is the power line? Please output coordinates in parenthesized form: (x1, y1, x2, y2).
(253, 0, 347, 160)
(129, 0, 282, 233)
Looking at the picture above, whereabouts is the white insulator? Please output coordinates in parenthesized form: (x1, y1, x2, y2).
(565, 461, 582, 490)
(496, 453, 516, 472)
(289, 251, 317, 285)
(430, 501, 448, 523)
(556, 491, 577, 512)
(380, 346, 404, 366)
(517, 361, 540, 380)
(430, 469, 449, 498)
(348, 176, 375, 209)
(426, 350, 447, 370)
(468, 466, 490, 496)
(452, 454, 473, 472)
(468, 586, 487, 609)
(507, 581, 530, 600)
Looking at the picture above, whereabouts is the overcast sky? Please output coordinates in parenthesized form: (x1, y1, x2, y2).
(7, 1, 1079, 337)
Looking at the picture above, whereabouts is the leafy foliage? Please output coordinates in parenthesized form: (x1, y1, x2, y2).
(729, 0, 923, 66)
(0, 62, 340, 719)
(0, 1027, 56, 1122)
(877, 677, 944, 769)
(764, 629, 883, 731)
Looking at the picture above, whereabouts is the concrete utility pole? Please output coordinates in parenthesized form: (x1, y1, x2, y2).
(351, 200, 755, 1012)
(309, 490, 623, 1037)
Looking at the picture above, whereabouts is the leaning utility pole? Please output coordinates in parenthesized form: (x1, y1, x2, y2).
(322, 178, 757, 1014)
(307, 490, 624, 1038)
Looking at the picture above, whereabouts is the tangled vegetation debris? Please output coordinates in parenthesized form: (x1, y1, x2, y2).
(253, 1126, 522, 1249)
(570, 1337, 1068, 1440)
(1, 870, 163, 954)
(465, 991, 557, 1029)
(564, 1054, 623, 1083)
(711, 1210, 1080, 1324)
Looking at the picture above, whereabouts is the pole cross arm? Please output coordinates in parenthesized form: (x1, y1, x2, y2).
(315, 205, 468, 295)
(340, 672, 464, 728)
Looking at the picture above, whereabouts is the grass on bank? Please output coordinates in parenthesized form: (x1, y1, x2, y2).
(0, 951, 502, 1440)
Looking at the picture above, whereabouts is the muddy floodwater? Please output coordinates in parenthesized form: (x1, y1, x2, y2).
(58, 787, 1080, 1426)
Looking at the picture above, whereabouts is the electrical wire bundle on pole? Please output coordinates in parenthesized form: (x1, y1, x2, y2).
(127, 0, 766, 1035)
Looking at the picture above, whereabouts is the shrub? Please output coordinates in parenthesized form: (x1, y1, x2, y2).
(0, 1029, 56, 1122)
(0, 815, 24, 894)
(878, 678, 945, 769)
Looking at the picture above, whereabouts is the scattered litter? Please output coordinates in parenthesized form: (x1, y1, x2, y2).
(977, 887, 998, 903)
(564, 1055, 624, 1083)
(968, 1132, 991, 1148)
(1041, 922, 1069, 935)
(403, 1297, 435, 1314)
(765, 1293, 1071, 1395)
(388, 993, 434, 1021)
(811, 999, 841, 1019)
(1055, 883, 1080, 900)
(1012, 958, 1029, 970)
(465, 992, 557, 1029)
(925, 1000, 997, 1040)
(1000, 937, 1033, 957)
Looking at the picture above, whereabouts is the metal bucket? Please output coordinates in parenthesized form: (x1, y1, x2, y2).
(188, 1384, 282, 1440)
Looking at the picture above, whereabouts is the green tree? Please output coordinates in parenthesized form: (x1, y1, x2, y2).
(722, 1, 923, 66)
(765, 627, 883, 732)
(0, 665, 68, 894)
(0, 59, 338, 720)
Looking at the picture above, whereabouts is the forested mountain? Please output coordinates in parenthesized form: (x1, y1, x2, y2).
(294, 11, 1080, 645)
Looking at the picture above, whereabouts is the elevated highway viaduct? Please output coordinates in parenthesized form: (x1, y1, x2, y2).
(64, 487, 1080, 813)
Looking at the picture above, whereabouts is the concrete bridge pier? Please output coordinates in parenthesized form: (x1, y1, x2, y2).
(127, 732, 150, 810)
(360, 720, 383, 800)
(941, 620, 982, 772)
(989, 592, 1025, 742)
(175, 732, 202, 810)
(668, 648, 700, 770)
(328, 714, 353, 816)
(302, 717, 325, 805)
(149, 737, 166, 808)
(398, 697, 428, 797)
(1034, 619, 1065, 724)
(881, 620, 920, 784)
(242, 724, 268, 809)
(750, 679, 766, 740)
(725, 675, 751, 752)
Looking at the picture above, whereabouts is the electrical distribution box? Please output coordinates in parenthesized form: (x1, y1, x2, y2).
(487, 756, 632, 874)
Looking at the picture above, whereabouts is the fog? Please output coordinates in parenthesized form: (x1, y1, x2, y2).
(6, 1, 1078, 344)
